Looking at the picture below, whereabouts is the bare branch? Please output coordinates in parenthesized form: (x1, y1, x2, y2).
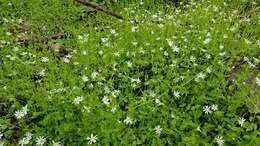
(75, 0, 124, 20)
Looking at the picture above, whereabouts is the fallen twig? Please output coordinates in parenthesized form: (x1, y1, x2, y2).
(75, 0, 124, 20)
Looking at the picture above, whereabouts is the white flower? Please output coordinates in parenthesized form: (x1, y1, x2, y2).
(195, 72, 206, 82)
(39, 69, 46, 76)
(238, 117, 246, 127)
(131, 78, 141, 84)
(82, 106, 91, 113)
(124, 117, 134, 125)
(78, 34, 89, 43)
(15, 110, 24, 119)
(126, 61, 133, 67)
(196, 126, 201, 132)
(166, 39, 173, 47)
(172, 46, 180, 53)
(219, 44, 224, 50)
(211, 104, 218, 111)
(52, 141, 61, 146)
(203, 38, 211, 44)
(14, 105, 29, 119)
(149, 91, 156, 97)
(73, 96, 84, 104)
(98, 50, 103, 55)
(25, 132, 33, 141)
(215, 136, 224, 146)
(86, 134, 98, 144)
(131, 26, 138, 32)
(164, 51, 168, 56)
(82, 76, 89, 82)
(112, 90, 120, 98)
(114, 52, 120, 57)
(155, 125, 162, 135)
(35, 136, 46, 146)
(155, 98, 163, 106)
(206, 67, 212, 73)
(102, 96, 110, 105)
(111, 29, 116, 35)
(41, 57, 49, 63)
(91, 72, 99, 79)
(256, 77, 260, 86)
(203, 105, 212, 114)
(0, 133, 2, 140)
(223, 34, 228, 39)
(190, 56, 196, 63)
(19, 137, 30, 146)
(111, 107, 117, 113)
(63, 57, 70, 63)
(174, 91, 180, 99)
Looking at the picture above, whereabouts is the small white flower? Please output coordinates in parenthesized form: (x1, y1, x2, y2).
(149, 91, 156, 97)
(158, 24, 164, 28)
(25, 132, 33, 141)
(238, 117, 246, 127)
(102, 96, 110, 105)
(41, 57, 49, 63)
(111, 29, 116, 35)
(35, 136, 46, 146)
(195, 72, 206, 82)
(196, 126, 201, 132)
(15, 110, 24, 119)
(256, 77, 260, 86)
(73, 96, 84, 104)
(6, 32, 12, 36)
(86, 134, 98, 144)
(63, 57, 70, 63)
(215, 136, 224, 146)
(52, 141, 61, 146)
(91, 72, 99, 79)
(0, 133, 3, 140)
(124, 117, 134, 125)
(223, 34, 228, 39)
(219, 44, 224, 50)
(203, 105, 212, 114)
(13, 47, 19, 51)
(111, 107, 117, 113)
(98, 50, 103, 55)
(83, 106, 90, 113)
(19, 137, 30, 146)
(14, 105, 29, 119)
(131, 78, 141, 84)
(203, 38, 211, 44)
(172, 46, 180, 53)
(190, 56, 196, 63)
(206, 67, 212, 73)
(131, 26, 139, 32)
(174, 91, 180, 99)
(126, 61, 133, 67)
(155, 98, 163, 106)
(78, 34, 89, 43)
(114, 52, 120, 57)
(82, 76, 89, 82)
(155, 125, 162, 135)
(39, 69, 46, 76)
(211, 104, 218, 111)
(135, 78, 141, 84)
(112, 90, 120, 98)
(164, 51, 168, 56)
(166, 38, 173, 47)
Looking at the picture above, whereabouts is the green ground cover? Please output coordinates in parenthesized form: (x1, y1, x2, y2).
(0, 0, 259, 145)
